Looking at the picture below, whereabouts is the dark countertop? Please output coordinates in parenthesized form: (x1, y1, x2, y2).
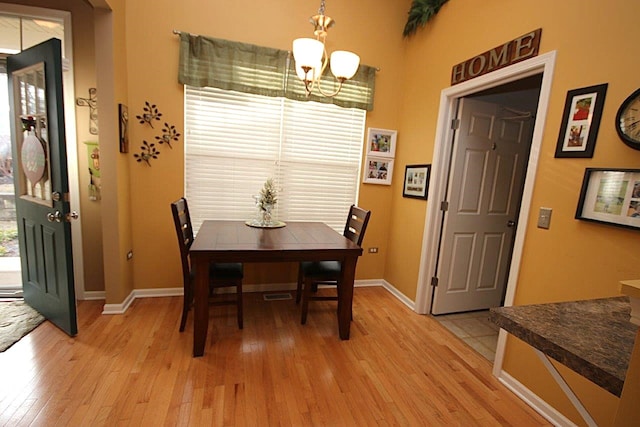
(490, 296, 639, 397)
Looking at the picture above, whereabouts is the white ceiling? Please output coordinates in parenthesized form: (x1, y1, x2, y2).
(0, 15, 64, 55)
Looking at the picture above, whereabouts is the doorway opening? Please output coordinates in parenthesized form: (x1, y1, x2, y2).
(0, 10, 70, 299)
(431, 76, 542, 316)
(0, 51, 21, 298)
(415, 52, 557, 364)
(431, 76, 543, 362)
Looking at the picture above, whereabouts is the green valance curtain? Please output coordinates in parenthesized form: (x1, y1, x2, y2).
(178, 33, 376, 111)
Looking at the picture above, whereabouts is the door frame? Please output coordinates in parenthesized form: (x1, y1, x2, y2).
(0, 3, 86, 299)
(414, 51, 557, 363)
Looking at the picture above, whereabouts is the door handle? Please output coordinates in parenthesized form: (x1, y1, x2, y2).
(66, 211, 79, 222)
(507, 220, 516, 227)
(47, 211, 79, 222)
(47, 211, 63, 222)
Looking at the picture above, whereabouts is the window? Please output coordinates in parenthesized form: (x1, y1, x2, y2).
(185, 86, 366, 232)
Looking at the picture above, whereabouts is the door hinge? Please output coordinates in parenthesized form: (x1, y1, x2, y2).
(440, 201, 449, 212)
(431, 277, 439, 287)
(451, 118, 460, 130)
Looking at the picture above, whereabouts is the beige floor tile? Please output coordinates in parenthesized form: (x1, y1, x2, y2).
(434, 310, 498, 362)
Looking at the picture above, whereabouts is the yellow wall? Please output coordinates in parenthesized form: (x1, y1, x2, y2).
(119, 0, 411, 290)
(395, 1, 640, 425)
(94, 0, 135, 304)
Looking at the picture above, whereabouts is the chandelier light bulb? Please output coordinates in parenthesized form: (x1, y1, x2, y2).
(330, 51, 360, 80)
(292, 38, 324, 68)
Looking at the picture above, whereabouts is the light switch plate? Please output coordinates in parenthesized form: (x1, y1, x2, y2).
(537, 207, 552, 229)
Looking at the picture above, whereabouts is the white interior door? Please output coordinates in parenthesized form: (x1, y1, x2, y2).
(431, 97, 533, 315)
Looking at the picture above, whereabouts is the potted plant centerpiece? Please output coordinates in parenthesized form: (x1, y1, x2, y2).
(258, 178, 278, 226)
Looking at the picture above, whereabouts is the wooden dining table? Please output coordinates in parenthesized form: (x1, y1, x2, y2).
(189, 220, 364, 357)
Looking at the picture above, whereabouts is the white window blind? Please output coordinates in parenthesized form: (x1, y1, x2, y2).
(185, 86, 366, 232)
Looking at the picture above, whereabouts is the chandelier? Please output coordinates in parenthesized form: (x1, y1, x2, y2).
(292, 0, 360, 98)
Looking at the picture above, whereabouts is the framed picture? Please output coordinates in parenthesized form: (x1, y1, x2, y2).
(366, 127, 397, 158)
(575, 168, 640, 230)
(363, 157, 394, 185)
(555, 83, 608, 158)
(118, 103, 129, 153)
(402, 164, 431, 199)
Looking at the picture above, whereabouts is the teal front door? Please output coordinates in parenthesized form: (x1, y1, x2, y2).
(7, 38, 77, 336)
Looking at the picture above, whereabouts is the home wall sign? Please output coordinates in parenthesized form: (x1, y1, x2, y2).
(451, 29, 542, 85)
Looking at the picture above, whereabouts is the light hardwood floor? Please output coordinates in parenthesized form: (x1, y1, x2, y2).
(0, 287, 550, 426)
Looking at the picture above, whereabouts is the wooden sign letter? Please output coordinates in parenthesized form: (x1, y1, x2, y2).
(451, 29, 542, 85)
(512, 31, 538, 61)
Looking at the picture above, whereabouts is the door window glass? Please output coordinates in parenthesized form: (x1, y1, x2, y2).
(12, 63, 51, 205)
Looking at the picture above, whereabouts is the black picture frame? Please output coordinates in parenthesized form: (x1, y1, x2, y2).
(575, 168, 640, 231)
(555, 83, 608, 158)
(402, 164, 431, 200)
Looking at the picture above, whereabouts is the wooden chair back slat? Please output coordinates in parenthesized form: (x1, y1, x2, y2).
(343, 205, 371, 246)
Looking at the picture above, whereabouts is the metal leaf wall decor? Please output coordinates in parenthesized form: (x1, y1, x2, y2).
(133, 101, 182, 166)
(133, 140, 160, 166)
(154, 122, 181, 149)
(135, 101, 163, 128)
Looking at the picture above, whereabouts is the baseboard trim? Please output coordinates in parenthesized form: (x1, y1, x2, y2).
(497, 371, 576, 427)
(99, 280, 385, 314)
(380, 280, 416, 311)
(83, 290, 106, 301)
(134, 287, 183, 298)
(354, 279, 384, 288)
(102, 290, 135, 314)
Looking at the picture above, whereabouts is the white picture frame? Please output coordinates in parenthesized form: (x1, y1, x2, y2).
(363, 157, 394, 185)
(366, 127, 397, 158)
(575, 168, 640, 230)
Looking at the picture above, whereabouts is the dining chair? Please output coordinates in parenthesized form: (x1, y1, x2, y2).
(171, 197, 244, 331)
(296, 205, 371, 324)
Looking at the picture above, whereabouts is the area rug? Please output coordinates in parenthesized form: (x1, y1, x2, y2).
(0, 300, 45, 352)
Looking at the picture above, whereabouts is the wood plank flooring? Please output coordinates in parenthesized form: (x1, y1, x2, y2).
(0, 287, 551, 426)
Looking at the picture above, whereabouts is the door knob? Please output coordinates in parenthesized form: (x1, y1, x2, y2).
(47, 211, 78, 222)
(47, 211, 63, 222)
(65, 211, 79, 222)
(507, 220, 516, 227)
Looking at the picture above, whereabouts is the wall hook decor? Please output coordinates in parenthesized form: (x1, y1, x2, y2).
(76, 88, 99, 134)
(154, 122, 181, 148)
(118, 104, 129, 153)
(133, 140, 160, 166)
(84, 141, 101, 200)
(135, 101, 163, 128)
